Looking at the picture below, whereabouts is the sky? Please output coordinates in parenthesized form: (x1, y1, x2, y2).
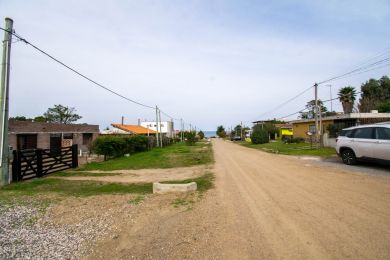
(0, 0, 389, 131)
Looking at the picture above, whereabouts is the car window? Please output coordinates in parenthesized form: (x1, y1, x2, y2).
(339, 130, 353, 137)
(376, 127, 390, 140)
(352, 127, 374, 139)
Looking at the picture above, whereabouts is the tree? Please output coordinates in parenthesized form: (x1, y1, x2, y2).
(338, 86, 356, 114)
(198, 130, 205, 139)
(358, 76, 390, 112)
(34, 116, 47, 122)
(378, 100, 390, 112)
(300, 100, 328, 119)
(44, 104, 82, 124)
(9, 116, 30, 121)
(251, 125, 269, 144)
(216, 125, 226, 138)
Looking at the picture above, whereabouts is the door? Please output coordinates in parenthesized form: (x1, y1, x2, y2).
(350, 127, 375, 158)
(373, 127, 390, 161)
(50, 134, 62, 155)
(17, 134, 37, 150)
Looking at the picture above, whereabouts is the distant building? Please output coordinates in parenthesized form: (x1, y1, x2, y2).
(9, 121, 99, 152)
(140, 121, 175, 138)
(290, 112, 390, 139)
(105, 124, 157, 136)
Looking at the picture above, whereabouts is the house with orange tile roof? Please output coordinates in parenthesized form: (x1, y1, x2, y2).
(102, 124, 157, 136)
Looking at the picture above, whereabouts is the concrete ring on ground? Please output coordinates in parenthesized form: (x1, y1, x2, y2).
(153, 182, 197, 194)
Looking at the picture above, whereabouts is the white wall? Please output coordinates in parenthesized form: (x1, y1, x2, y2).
(141, 121, 175, 137)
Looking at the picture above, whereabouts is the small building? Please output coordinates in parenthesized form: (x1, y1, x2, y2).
(290, 112, 390, 139)
(279, 124, 293, 139)
(108, 124, 157, 135)
(9, 121, 99, 152)
(140, 121, 175, 138)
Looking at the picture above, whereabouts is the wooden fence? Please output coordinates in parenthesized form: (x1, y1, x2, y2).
(11, 144, 78, 182)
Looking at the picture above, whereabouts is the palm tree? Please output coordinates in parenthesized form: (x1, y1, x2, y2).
(338, 86, 356, 114)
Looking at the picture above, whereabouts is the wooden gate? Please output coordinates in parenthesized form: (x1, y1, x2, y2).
(11, 144, 78, 182)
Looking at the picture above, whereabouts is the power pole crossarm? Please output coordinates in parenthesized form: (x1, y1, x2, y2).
(0, 18, 13, 186)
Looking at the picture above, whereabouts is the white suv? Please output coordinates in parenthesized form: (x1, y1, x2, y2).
(336, 123, 390, 165)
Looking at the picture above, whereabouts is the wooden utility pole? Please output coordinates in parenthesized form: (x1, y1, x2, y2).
(0, 18, 13, 186)
(314, 83, 319, 148)
(158, 108, 163, 147)
(180, 118, 183, 142)
(155, 106, 160, 147)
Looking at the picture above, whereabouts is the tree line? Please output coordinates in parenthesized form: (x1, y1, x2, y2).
(10, 104, 82, 124)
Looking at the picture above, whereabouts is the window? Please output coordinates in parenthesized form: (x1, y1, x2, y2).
(63, 133, 73, 139)
(308, 125, 316, 134)
(376, 127, 390, 140)
(339, 130, 354, 137)
(83, 133, 93, 145)
(17, 134, 37, 150)
(353, 127, 374, 139)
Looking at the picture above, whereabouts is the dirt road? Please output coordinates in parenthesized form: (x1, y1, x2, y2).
(88, 139, 390, 259)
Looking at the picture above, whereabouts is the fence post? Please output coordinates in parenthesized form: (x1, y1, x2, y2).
(11, 150, 19, 182)
(71, 144, 78, 168)
(36, 149, 43, 177)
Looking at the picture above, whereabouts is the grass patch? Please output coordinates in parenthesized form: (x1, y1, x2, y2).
(172, 197, 195, 208)
(128, 195, 145, 205)
(80, 141, 214, 171)
(0, 178, 153, 202)
(240, 141, 336, 157)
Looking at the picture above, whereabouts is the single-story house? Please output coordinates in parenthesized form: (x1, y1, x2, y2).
(103, 124, 156, 136)
(9, 120, 100, 152)
(290, 112, 390, 139)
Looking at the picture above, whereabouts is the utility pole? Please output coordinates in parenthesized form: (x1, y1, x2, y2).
(328, 84, 333, 112)
(0, 18, 13, 186)
(155, 106, 159, 147)
(240, 121, 243, 140)
(314, 83, 319, 148)
(158, 108, 163, 147)
(180, 118, 183, 142)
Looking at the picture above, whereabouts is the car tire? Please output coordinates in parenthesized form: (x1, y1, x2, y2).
(341, 149, 357, 165)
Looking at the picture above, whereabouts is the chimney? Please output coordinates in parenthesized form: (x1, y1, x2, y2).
(121, 116, 124, 125)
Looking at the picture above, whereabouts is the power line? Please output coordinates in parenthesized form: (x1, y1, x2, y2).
(0, 27, 155, 109)
(255, 85, 313, 119)
(318, 56, 390, 85)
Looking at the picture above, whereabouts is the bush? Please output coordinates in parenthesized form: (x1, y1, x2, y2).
(185, 131, 198, 145)
(286, 137, 305, 143)
(92, 135, 150, 160)
(251, 127, 269, 144)
(198, 130, 205, 139)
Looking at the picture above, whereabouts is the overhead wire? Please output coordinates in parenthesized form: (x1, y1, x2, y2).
(0, 27, 156, 109)
(0, 26, 195, 127)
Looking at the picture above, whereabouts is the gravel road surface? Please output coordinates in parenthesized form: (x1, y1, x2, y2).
(89, 139, 390, 259)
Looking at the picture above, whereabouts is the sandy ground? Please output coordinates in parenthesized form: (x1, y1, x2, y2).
(82, 139, 390, 260)
(50, 165, 210, 183)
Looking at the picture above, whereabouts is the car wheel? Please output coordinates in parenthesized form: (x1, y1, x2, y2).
(341, 149, 357, 165)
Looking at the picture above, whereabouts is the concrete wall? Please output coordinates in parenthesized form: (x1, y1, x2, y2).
(323, 133, 337, 148)
(141, 121, 175, 137)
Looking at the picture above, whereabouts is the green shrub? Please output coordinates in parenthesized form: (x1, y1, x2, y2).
(185, 131, 198, 146)
(251, 127, 269, 144)
(198, 130, 205, 139)
(92, 135, 150, 160)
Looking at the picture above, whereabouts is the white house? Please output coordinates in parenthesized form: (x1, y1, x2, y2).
(140, 121, 175, 138)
